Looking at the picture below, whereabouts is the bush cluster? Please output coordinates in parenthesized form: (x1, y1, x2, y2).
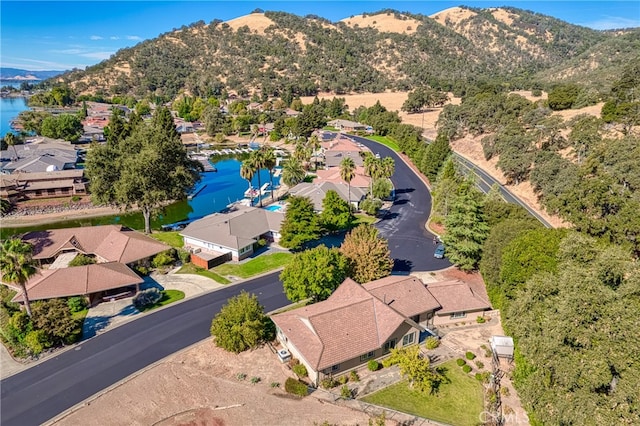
(456, 358, 466, 366)
(425, 336, 440, 350)
(320, 377, 338, 389)
(292, 363, 308, 378)
(67, 296, 88, 313)
(284, 378, 308, 396)
(133, 288, 163, 310)
(462, 364, 472, 373)
(367, 360, 380, 371)
(465, 351, 476, 360)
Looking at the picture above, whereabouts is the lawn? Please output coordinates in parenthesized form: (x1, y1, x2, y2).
(150, 231, 183, 248)
(138, 290, 185, 312)
(367, 135, 400, 152)
(177, 263, 231, 284)
(213, 252, 293, 278)
(361, 359, 484, 426)
(353, 213, 377, 226)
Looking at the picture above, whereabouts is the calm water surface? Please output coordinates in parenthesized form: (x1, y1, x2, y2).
(0, 97, 29, 137)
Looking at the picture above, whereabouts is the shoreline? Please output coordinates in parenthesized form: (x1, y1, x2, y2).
(1, 206, 124, 229)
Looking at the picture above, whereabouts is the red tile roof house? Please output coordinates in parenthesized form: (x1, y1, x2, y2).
(179, 206, 284, 267)
(426, 280, 491, 326)
(271, 276, 492, 385)
(10, 225, 169, 306)
(271, 276, 441, 385)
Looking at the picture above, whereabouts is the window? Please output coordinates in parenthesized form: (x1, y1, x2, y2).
(331, 364, 340, 372)
(402, 332, 415, 346)
(383, 339, 397, 353)
(450, 312, 466, 319)
(47, 189, 56, 195)
(359, 351, 375, 362)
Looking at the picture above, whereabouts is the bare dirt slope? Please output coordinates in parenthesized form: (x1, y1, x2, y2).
(341, 13, 421, 34)
(53, 344, 372, 426)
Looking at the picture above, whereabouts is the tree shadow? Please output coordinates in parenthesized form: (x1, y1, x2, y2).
(394, 188, 415, 194)
(82, 315, 113, 339)
(392, 259, 413, 273)
(393, 198, 409, 205)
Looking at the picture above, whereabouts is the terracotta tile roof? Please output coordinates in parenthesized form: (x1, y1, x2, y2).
(272, 278, 414, 371)
(426, 280, 491, 314)
(180, 206, 282, 250)
(23, 225, 169, 264)
(288, 181, 368, 209)
(314, 166, 370, 188)
(366, 275, 441, 317)
(11, 262, 143, 302)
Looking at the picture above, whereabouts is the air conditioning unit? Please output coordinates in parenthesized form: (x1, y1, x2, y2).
(277, 348, 291, 363)
(193, 248, 201, 254)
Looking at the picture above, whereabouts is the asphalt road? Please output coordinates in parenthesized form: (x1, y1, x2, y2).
(348, 134, 452, 272)
(453, 153, 552, 228)
(0, 272, 289, 426)
(0, 135, 447, 425)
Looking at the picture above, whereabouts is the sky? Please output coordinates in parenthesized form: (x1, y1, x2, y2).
(1, 1, 639, 71)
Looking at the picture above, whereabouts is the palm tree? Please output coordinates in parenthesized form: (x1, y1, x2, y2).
(0, 238, 37, 317)
(340, 157, 356, 210)
(381, 156, 395, 179)
(260, 146, 277, 203)
(309, 134, 321, 171)
(240, 161, 255, 206)
(249, 150, 265, 207)
(4, 131, 18, 161)
(282, 158, 306, 187)
(363, 152, 380, 197)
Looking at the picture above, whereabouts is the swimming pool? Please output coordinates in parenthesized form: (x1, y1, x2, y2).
(264, 204, 283, 212)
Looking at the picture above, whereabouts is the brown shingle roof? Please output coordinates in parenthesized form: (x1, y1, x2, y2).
(272, 278, 414, 370)
(23, 225, 169, 264)
(426, 280, 491, 314)
(366, 275, 441, 317)
(11, 262, 143, 302)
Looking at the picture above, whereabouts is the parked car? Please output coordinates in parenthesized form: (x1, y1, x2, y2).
(434, 244, 445, 259)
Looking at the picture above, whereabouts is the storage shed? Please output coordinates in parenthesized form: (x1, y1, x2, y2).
(490, 335, 514, 360)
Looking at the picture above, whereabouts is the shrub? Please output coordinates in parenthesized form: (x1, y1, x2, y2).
(67, 296, 88, 313)
(292, 363, 308, 378)
(133, 288, 163, 310)
(270, 382, 280, 388)
(476, 371, 491, 383)
(24, 329, 49, 356)
(71, 195, 81, 202)
(134, 265, 150, 276)
(425, 336, 440, 350)
(481, 344, 492, 358)
(349, 370, 360, 382)
(367, 360, 380, 371)
(68, 254, 96, 267)
(10, 311, 31, 336)
(465, 351, 476, 360)
(284, 378, 308, 396)
(320, 377, 338, 389)
(475, 360, 485, 369)
(177, 249, 190, 264)
(250, 376, 261, 384)
(476, 316, 486, 323)
(531, 89, 542, 97)
(341, 385, 351, 399)
(456, 358, 466, 366)
(152, 250, 176, 269)
(462, 364, 472, 373)
(501, 386, 510, 396)
(236, 373, 247, 381)
(338, 375, 349, 385)
(360, 198, 382, 216)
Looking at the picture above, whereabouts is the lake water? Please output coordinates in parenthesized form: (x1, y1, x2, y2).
(1, 157, 280, 238)
(0, 96, 29, 137)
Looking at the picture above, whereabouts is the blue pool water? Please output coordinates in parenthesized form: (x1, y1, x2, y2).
(264, 205, 283, 212)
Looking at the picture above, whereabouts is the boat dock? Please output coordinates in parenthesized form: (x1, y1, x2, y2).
(187, 182, 207, 200)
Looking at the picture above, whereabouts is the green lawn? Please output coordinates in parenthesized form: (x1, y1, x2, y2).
(213, 252, 293, 278)
(361, 360, 484, 426)
(367, 135, 400, 152)
(353, 213, 377, 226)
(138, 290, 185, 312)
(176, 263, 231, 284)
(150, 231, 184, 248)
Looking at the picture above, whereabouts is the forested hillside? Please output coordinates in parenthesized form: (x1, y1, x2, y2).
(52, 7, 631, 101)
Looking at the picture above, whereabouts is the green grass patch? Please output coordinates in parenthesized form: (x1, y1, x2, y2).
(367, 135, 400, 152)
(361, 360, 484, 426)
(213, 252, 293, 278)
(138, 290, 185, 312)
(72, 308, 89, 321)
(150, 231, 184, 248)
(353, 213, 377, 226)
(176, 263, 231, 284)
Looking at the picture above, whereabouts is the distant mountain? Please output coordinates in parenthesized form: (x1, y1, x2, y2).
(0, 68, 65, 81)
(55, 7, 619, 99)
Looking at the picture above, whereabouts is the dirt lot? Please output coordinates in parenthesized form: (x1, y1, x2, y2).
(52, 343, 373, 426)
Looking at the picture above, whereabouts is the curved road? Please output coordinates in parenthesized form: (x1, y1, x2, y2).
(0, 135, 447, 425)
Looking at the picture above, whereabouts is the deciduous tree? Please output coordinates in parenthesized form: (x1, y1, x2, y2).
(279, 196, 321, 249)
(319, 190, 354, 233)
(386, 346, 447, 394)
(340, 224, 393, 283)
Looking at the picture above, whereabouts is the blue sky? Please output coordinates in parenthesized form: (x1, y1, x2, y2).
(2, 1, 639, 71)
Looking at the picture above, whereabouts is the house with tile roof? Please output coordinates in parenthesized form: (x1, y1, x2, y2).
(425, 280, 491, 325)
(180, 205, 284, 265)
(288, 181, 368, 211)
(10, 225, 170, 305)
(271, 276, 440, 385)
(272, 275, 491, 384)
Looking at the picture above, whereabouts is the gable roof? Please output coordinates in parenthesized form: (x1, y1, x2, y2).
(11, 262, 143, 302)
(426, 280, 491, 314)
(272, 278, 421, 370)
(314, 166, 370, 188)
(22, 225, 170, 264)
(288, 181, 368, 210)
(180, 206, 283, 250)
